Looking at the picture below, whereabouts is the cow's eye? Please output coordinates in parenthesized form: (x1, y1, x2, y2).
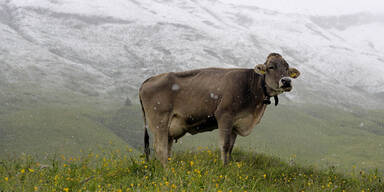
(268, 66, 274, 70)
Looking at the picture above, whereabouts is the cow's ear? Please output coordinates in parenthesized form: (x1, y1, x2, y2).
(254, 64, 266, 75)
(288, 68, 300, 79)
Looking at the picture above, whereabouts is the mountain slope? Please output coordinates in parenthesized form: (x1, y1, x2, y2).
(0, 104, 133, 157)
(0, 0, 383, 109)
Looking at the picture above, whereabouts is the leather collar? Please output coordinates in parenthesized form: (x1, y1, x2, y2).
(261, 74, 278, 106)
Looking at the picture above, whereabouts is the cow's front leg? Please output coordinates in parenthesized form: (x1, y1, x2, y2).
(167, 137, 173, 158)
(217, 113, 234, 164)
(228, 131, 237, 161)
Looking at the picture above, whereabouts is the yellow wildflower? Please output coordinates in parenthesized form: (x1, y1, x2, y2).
(190, 161, 194, 166)
(34, 186, 38, 191)
(63, 188, 69, 192)
(4, 177, 8, 181)
(263, 174, 267, 179)
(29, 168, 34, 173)
(20, 169, 25, 174)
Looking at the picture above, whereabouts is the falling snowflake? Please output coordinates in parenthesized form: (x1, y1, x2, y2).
(171, 84, 180, 91)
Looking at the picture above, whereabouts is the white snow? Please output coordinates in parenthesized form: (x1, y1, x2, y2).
(1, 0, 383, 108)
(171, 84, 180, 91)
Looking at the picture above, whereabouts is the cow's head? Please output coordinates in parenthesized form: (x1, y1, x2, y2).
(255, 53, 300, 95)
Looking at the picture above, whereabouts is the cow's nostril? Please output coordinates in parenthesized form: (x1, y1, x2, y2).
(281, 78, 291, 85)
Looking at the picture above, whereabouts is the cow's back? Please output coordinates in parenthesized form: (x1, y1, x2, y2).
(140, 67, 254, 112)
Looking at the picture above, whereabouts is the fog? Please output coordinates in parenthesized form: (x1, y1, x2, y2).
(225, 0, 384, 15)
(0, 0, 383, 176)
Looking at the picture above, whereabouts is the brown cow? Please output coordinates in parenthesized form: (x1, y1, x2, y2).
(139, 53, 300, 165)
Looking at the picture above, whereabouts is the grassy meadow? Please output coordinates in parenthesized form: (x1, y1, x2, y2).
(0, 105, 130, 157)
(1, 149, 383, 191)
(1, 95, 384, 191)
(97, 103, 384, 172)
(178, 105, 384, 171)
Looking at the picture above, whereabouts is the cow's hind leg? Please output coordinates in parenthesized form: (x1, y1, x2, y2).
(150, 113, 171, 166)
(154, 132, 168, 165)
(217, 113, 234, 164)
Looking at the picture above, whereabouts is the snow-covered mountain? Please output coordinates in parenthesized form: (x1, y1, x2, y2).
(0, 0, 383, 108)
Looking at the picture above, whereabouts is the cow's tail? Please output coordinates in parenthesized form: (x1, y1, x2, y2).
(139, 92, 150, 161)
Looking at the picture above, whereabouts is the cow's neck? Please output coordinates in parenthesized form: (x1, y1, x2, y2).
(249, 72, 267, 104)
(261, 74, 279, 106)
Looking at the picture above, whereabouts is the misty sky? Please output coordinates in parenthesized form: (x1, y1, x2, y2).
(223, 0, 384, 15)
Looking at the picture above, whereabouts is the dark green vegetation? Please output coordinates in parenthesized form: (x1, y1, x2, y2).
(1, 149, 383, 192)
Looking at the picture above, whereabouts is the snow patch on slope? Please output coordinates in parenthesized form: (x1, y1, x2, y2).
(0, 0, 383, 108)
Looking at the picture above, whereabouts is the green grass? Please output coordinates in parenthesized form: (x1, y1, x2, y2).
(0, 104, 133, 157)
(1, 98, 384, 191)
(1, 148, 383, 192)
(98, 105, 145, 150)
(1, 99, 384, 174)
(176, 104, 384, 172)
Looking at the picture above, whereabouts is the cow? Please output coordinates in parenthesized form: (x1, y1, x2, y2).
(139, 53, 300, 165)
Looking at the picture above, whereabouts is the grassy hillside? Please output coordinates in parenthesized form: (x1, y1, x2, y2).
(1, 99, 384, 173)
(101, 104, 384, 172)
(1, 149, 383, 192)
(0, 104, 134, 158)
(178, 105, 384, 171)
(1, 99, 383, 191)
(98, 106, 144, 150)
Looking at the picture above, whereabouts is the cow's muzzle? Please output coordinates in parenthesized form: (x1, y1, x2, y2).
(279, 77, 292, 92)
